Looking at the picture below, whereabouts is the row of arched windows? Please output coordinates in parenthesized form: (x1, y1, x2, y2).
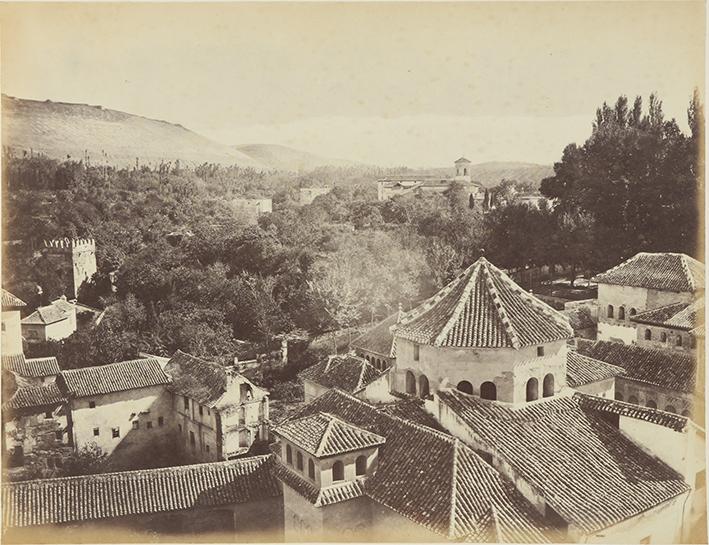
(643, 328, 692, 348)
(405, 370, 430, 399)
(284, 444, 368, 482)
(607, 305, 637, 321)
(454, 374, 555, 402)
(614, 392, 691, 417)
(364, 355, 389, 371)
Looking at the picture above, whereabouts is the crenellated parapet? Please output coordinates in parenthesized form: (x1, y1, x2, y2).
(43, 238, 96, 252)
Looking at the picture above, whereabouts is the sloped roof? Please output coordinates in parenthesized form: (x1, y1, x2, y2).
(61, 358, 170, 398)
(395, 258, 572, 348)
(21, 303, 69, 326)
(279, 389, 552, 542)
(2, 354, 61, 378)
(631, 298, 703, 331)
(575, 392, 689, 432)
(566, 351, 625, 388)
(273, 412, 386, 457)
(164, 350, 227, 407)
(592, 252, 704, 292)
(299, 355, 387, 395)
(455, 157, 472, 163)
(437, 389, 690, 535)
(1, 289, 26, 309)
(576, 340, 697, 394)
(4, 383, 67, 411)
(351, 313, 399, 357)
(3, 455, 280, 528)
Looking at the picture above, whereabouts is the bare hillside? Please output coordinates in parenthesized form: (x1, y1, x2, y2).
(236, 143, 357, 172)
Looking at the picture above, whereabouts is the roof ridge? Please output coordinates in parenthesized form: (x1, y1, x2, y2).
(680, 254, 696, 291)
(490, 503, 503, 543)
(483, 264, 521, 349)
(447, 438, 459, 538)
(434, 263, 480, 347)
(315, 414, 338, 457)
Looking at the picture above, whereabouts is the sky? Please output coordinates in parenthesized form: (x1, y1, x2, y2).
(0, 2, 705, 167)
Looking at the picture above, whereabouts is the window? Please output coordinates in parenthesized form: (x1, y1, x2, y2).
(542, 373, 555, 398)
(665, 405, 677, 414)
(629, 308, 637, 317)
(537, 346, 545, 357)
(457, 381, 473, 395)
(628, 395, 638, 405)
(286, 445, 293, 465)
(1, 322, 5, 331)
(190, 431, 196, 449)
(413, 343, 420, 361)
(44, 410, 52, 419)
(682, 409, 691, 418)
(199, 405, 203, 416)
(308, 459, 315, 480)
(607, 305, 614, 318)
(147, 421, 153, 429)
(418, 374, 430, 399)
(644, 329, 652, 340)
(158, 416, 164, 427)
(112, 427, 120, 438)
(178, 423, 182, 433)
(660, 332, 667, 343)
(332, 461, 344, 481)
(406, 371, 417, 395)
(206, 444, 210, 453)
(355, 455, 367, 476)
(695, 469, 705, 489)
(646, 400, 657, 409)
(55, 430, 63, 440)
(676, 335, 683, 347)
(89, 401, 96, 409)
(526, 378, 539, 402)
(297, 451, 304, 471)
(132, 421, 139, 430)
(184, 396, 189, 410)
(618, 307, 625, 320)
(480, 381, 496, 401)
(614, 391, 624, 401)
(93, 427, 100, 436)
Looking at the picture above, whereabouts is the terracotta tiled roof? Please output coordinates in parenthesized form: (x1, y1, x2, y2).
(566, 351, 625, 388)
(3, 355, 61, 378)
(2, 455, 280, 528)
(378, 396, 449, 433)
(272, 463, 366, 507)
(395, 258, 572, 348)
(351, 313, 398, 357)
(273, 412, 386, 457)
(4, 383, 67, 411)
(164, 350, 227, 407)
(60, 358, 170, 398)
(299, 355, 387, 395)
(592, 252, 704, 292)
(437, 389, 689, 535)
(576, 340, 696, 393)
(631, 298, 704, 331)
(21, 304, 69, 325)
(574, 392, 689, 432)
(280, 389, 552, 542)
(1, 289, 26, 309)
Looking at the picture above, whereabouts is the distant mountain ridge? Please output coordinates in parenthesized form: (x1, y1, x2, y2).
(2, 95, 264, 169)
(236, 143, 358, 172)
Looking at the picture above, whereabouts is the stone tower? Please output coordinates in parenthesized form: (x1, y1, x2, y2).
(42, 238, 97, 299)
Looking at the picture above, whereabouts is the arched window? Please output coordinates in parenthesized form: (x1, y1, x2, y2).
(543, 373, 555, 398)
(666, 405, 677, 414)
(457, 381, 474, 395)
(628, 395, 638, 405)
(646, 400, 657, 409)
(355, 455, 367, 476)
(645, 329, 652, 340)
(629, 308, 637, 317)
(308, 459, 315, 479)
(286, 445, 292, 465)
(419, 375, 430, 399)
(607, 305, 614, 318)
(526, 378, 539, 402)
(676, 335, 683, 347)
(682, 409, 691, 418)
(464, 167, 468, 176)
(660, 332, 667, 343)
(296, 451, 303, 471)
(332, 461, 344, 481)
(615, 391, 624, 401)
(365, 355, 370, 363)
(405, 371, 417, 395)
(618, 307, 625, 320)
(480, 381, 496, 400)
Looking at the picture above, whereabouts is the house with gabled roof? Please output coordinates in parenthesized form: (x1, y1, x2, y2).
(592, 252, 704, 344)
(164, 350, 270, 462)
(21, 297, 77, 343)
(631, 297, 704, 354)
(565, 350, 625, 398)
(391, 257, 573, 404)
(299, 354, 392, 403)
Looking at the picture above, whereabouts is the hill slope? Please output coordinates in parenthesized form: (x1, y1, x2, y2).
(236, 143, 357, 172)
(2, 95, 263, 169)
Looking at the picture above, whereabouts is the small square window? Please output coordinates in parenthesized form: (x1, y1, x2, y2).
(112, 427, 120, 438)
(537, 346, 545, 357)
(158, 416, 164, 427)
(147, 421, 153, 429)
(89, 401, 96, 409)
(413, 344, 420, 361)
(45, 410, 53, 419)
(93, 427, 100, 436)
(55, 430, 63, 440)
(132, 421, 139, 430)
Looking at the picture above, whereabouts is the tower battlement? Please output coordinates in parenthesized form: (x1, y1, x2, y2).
(43, 238, 96, 252)
(41, 238, 97, 298)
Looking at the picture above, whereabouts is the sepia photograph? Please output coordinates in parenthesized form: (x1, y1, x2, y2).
(0, 1, 706, 543)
